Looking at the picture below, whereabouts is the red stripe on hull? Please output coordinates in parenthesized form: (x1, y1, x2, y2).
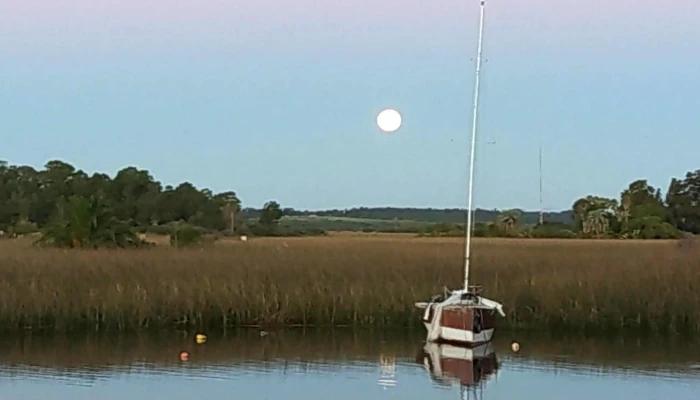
(440, 306, 498, 332)
(441, 306, 473, 330)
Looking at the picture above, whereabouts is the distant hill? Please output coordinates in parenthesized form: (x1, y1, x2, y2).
(242, 207, 573, 226)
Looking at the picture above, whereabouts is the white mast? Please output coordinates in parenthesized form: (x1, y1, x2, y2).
(464, 0, 487, 292)
(539, 145, 544, 225)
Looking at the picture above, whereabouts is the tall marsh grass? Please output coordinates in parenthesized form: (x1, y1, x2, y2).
(0, 235, 698, 335)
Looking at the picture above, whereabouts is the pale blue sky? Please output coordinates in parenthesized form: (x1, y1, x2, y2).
(1, 0, 699, 211)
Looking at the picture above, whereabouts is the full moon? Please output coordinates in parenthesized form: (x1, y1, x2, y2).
(376, 109, 402, 133)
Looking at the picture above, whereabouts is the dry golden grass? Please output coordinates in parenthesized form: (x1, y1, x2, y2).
(0, 235, 698, 335)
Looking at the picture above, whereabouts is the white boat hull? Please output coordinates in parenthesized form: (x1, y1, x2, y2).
(422, 322, 495, 346)
(416, 289, 504, 346)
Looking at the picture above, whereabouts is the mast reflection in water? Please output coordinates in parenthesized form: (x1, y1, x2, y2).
(377, 354, 397, 389)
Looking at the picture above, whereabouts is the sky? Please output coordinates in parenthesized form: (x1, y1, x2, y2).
(2, 0, 699, 211)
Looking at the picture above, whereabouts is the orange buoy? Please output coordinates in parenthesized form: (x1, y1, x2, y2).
(179, 351, 190, 361)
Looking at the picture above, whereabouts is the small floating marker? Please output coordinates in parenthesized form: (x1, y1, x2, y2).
(179, 351, 190, 361)
(195, 333, 207, 344)
(511, 341, 520, 353)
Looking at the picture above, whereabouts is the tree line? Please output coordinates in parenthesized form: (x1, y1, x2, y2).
(420, 173, 700, 240)
(276, 207, 573, 225)
(569, 174, 700, 238)
(1, 160, 698, 246)
(0, 160, 286, 246)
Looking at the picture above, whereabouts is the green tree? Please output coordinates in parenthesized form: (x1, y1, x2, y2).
(582, 209, 610, 237)
(617, 190, 632, 225)
(259, 201, 283, 227)
(0, 160, 248, 237)
(36, 195, 141, 248)
(495, 209, 522, 235)
(624, 216, 682, 239)
(110, 167, 161, 225)
(34, 160, 79, 225)
(0, 161, 14, 229)
(623, 180, 667, 219)
(666, 170, 700, 234)
(617, 179, 672, 238)
(215, 191, 241, 233)
(571, 196, 617, 233)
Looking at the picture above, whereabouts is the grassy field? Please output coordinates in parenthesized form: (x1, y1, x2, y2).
(274, 215, 430, 233)
(0, 234, 698, 335)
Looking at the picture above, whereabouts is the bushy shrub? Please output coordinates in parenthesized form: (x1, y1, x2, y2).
(13, 221, 39, 235)
(170, 226, 202, 248)
(529, 223, 578, 239)
(626, 217, 684, 239)
(146, 224, 173, 236)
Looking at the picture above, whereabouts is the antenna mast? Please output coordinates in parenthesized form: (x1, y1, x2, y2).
(539, 145, 544, 225)
(464, 0, 486, 292)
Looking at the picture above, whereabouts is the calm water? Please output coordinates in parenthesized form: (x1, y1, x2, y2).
(1, 330, 699, 400)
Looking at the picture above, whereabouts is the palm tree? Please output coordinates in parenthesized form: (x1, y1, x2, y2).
(36, 195, 140, 248)
(572, 197, 590, 230)
(496, 209, 521, 234)
(583, 209, 610, 238)
(618, 191, 631, 223)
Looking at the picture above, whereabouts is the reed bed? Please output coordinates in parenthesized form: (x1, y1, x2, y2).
(0, 236, 699, 335)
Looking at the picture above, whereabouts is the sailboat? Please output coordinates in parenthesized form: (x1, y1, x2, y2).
(414, 0, 505, 346)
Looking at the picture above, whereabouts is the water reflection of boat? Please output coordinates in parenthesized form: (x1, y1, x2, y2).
(418, 341, 499, 398)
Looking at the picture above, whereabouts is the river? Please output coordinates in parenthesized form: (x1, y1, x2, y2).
(0, 329, 699, 399)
